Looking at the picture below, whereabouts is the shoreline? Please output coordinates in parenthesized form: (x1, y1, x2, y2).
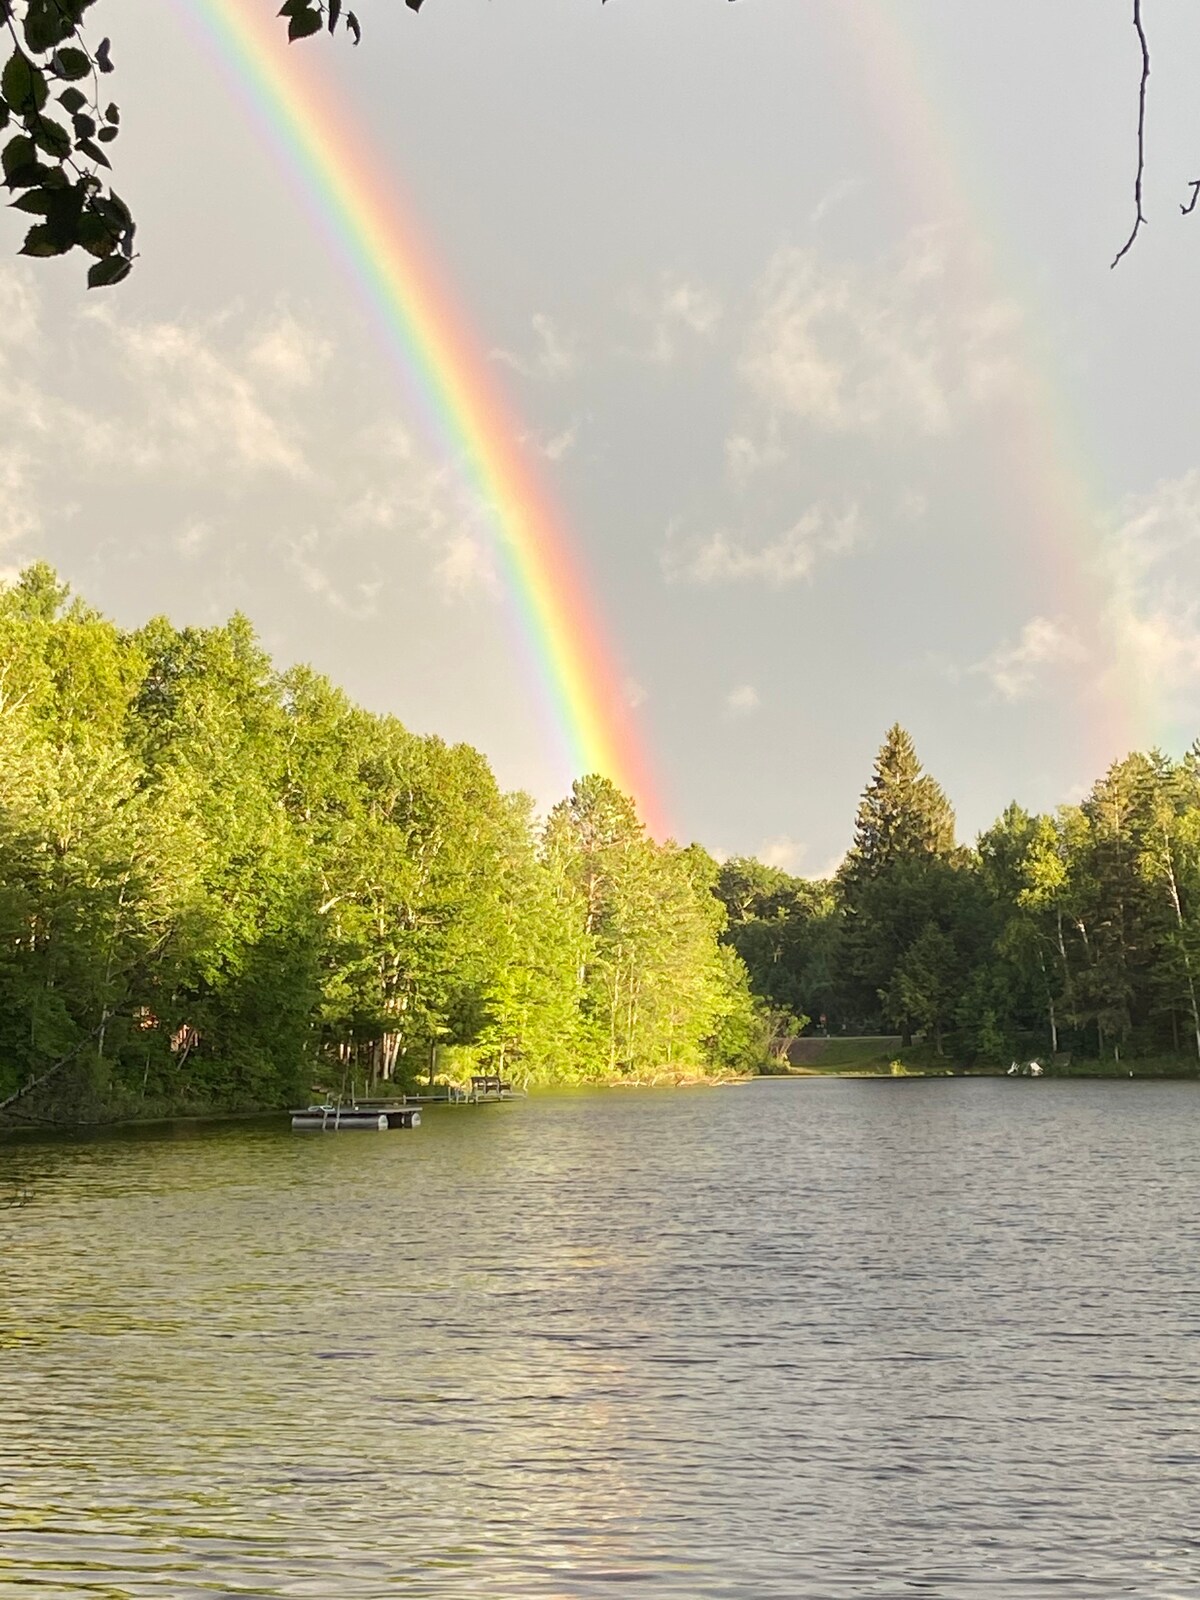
(7, 1064, 1200, 1139)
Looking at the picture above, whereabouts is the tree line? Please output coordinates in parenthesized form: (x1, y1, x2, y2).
(0, 565, 763, 1120)
(718, 723, 1200, 1068)
(6, 565, 1198, 1122)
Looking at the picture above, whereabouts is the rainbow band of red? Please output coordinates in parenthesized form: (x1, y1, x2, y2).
(187, 0, 666, 835)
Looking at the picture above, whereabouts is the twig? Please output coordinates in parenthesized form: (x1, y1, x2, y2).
(1182, 180, 1200, 216)
(1112, 0, 1151, 268)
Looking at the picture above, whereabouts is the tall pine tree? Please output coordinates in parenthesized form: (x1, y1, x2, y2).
(838, 727, 964, 1042)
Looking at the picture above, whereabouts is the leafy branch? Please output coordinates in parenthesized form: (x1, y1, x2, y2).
(0, 0, 133, 284)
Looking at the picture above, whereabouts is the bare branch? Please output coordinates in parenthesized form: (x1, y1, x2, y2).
(1183, 180, 1200, 216)
(1112, 0, 1151, 269)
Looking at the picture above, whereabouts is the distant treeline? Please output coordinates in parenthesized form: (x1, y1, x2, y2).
(0, 566, 764, 1120)
(718, 724, 1200, 1067)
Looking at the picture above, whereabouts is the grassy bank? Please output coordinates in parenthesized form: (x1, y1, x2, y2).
(781, 1035, 1200, 1079)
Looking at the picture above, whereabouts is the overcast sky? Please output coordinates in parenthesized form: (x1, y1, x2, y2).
(5, 0, 1200, 871)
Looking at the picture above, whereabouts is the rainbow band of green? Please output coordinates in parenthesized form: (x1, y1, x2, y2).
(188, 0, 666, 835)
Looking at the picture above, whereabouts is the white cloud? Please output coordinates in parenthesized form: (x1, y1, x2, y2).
(435, 531, 500, 599)
(809, 177, 865, 228)
(0, 448, 40, 555)
(758, 835, 805, 872)
(69, 311, 311, 479)
(492, 312, 578, 380)
(631, 273, 723, 364)
(341, 488, 399, 531)
(725, 684, 761, 715)
(725, 427, 784, 484)
(971, 616, 1089, 701)
(969, 474, 1200, 730)
(539, 420, 580, 462)
(174, 520, 213, 559)
(1112, 606, 1200, 692)
(345, 425, 501, 599)
(665, 503, 860, 587)
(1098, 470, 1200, 717)
(662, 276, 721, 338)
(283, 529, 382, 618)
(740, 227, 1021, 436)
(808, 851, 845, 882)
(246, 311, 333, 388)
(0, 273, 510, 626)
(0, 266, 39, 361)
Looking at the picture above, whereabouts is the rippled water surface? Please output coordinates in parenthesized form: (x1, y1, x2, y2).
(4, 1079, 1200, 1598)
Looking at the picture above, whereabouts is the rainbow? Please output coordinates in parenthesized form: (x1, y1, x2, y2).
(178, 0, 667, 836)
(822, 2, 1151, 766)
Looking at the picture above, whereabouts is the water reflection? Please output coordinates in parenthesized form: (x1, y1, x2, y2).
(3, 1082, 1200, 1596)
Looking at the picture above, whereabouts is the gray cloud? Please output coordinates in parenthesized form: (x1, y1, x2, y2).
(664, 504, 861, 587)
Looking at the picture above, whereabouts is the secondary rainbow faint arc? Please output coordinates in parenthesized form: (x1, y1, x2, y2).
(185, 0, 666, 837)
(821, 1, 1149, 766)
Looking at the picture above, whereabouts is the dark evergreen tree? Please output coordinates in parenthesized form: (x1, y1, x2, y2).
(837, 727, 962, 1040)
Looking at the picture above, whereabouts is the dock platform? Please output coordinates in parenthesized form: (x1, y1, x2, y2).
(290, 1103, 422, 1132)
(469, 1074, 516, 1101)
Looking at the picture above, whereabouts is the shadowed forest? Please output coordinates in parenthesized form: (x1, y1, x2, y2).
(3, 567, 1200, 1124)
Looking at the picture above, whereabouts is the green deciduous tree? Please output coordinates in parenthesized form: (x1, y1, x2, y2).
(0, 566, 763, 1122)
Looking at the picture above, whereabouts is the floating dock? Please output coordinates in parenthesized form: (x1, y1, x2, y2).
(290, 1103, 422, 1132)
(290, 1076, 521, 1131)
(468, 1074, 516, 1102)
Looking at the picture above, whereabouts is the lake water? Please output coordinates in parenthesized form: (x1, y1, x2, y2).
(3, 1079, 1200, 1598)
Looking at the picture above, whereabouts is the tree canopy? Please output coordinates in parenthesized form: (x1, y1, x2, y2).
(5, 573, 1200, 1121)
(0, 564, 766, 1122)
(716, 724, 1200, 1070)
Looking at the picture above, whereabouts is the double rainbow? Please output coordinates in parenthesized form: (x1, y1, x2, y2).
(184, 0, 666, 836)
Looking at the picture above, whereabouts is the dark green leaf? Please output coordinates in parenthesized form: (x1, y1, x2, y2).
(23, 1, 75, 53)
(30, 114, 70, 159)
(75, 135, 110, 168)
(346, 10, 361, 43)
(77, 207, 116, 256)
(49, 47, 91, 81)
(2, 132, 43, 187)
(287, 8, 322, 41)
(87, 252, 131, 287)
(71, 112, 95, 139)
(3, 52, 47, 115)
(20, 219, 71, 256)
(10, 187, 53, 213)
(95, 37, 113, 74)
(328, 0, 341, 33)
(104, 102, 119, 124)
(58, 86, 86, 114)
(99, 189, 131, 226)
